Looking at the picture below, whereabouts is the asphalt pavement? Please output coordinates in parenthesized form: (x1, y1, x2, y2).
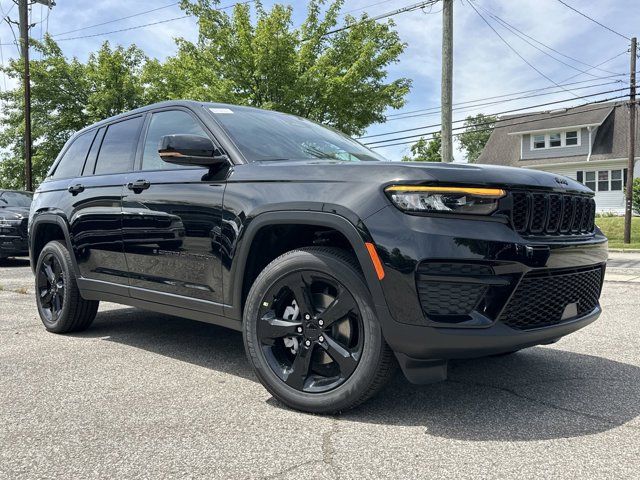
(1, 254, 639, 479)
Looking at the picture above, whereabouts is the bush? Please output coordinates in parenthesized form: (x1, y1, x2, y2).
(634, 177, 640, 215)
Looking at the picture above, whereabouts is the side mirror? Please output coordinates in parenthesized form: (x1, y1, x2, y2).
(159, 134, 229, 167)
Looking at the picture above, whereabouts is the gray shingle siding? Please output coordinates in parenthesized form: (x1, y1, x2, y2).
(520, 128, 590, 160)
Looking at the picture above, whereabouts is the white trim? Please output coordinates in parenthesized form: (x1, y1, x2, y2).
(529, 129, 582, 150)
(507, 123, 601, 136)
(524, 157, 636, 169)
(586, 126, 593, 161)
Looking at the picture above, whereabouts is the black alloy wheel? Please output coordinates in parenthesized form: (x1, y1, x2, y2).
(37, 252, 65, 323)
(244, 247, 395, 414)
(256, 270, 364, 393)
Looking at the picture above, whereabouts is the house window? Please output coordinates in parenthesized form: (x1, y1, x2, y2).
(577, 168, 628, 192)
(533, 134, 546, 149)
(611, 169, 623, 191)
(565, 131, 578, 146)
(530, 130, 581, 150)
(549, 133, 562, 147)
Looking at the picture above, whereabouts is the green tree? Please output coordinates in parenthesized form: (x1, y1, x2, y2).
(458, 113, 497, 163)
(633, 177, 640, 215)
(144, 0, 411, 136)
(402, 133, 441, 162)
(0, 38, 149, 188)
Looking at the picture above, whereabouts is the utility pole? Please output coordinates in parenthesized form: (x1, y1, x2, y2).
(17, 0, 32, 191)
(14, 0, 54, 192)
(624, 36, 637, 244)
(441, 0, 453, 163)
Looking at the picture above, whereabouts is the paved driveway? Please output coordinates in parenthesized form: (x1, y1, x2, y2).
(1, 255, 639, 479)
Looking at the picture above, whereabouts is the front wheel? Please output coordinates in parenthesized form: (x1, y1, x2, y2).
(243, 247, 394, 414)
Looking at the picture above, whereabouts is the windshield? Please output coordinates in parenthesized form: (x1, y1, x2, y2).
(0, 191, 33, 208)
(208, 106, 384, 162)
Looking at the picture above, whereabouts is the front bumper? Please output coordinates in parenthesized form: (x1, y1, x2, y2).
(365, 206, 607, 360)
(0, 232, 28, 257)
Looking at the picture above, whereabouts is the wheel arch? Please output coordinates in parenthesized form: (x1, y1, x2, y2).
(228, 211, 384, 321)
(29, 214, 78, 276)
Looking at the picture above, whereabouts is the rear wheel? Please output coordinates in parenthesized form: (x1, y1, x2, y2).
(243, 247, 394, 414)
(35, 240, 98, 333)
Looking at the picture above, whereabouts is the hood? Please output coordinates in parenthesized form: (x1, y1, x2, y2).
(234, 160, 591, 195)
(0, 206, 30, 221)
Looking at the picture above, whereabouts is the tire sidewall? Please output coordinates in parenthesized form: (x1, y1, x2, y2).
(243, 249, 385, 413)
(35, 241, 74, 332)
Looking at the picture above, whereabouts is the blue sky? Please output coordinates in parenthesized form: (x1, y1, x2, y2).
(0, 0, 637, 161)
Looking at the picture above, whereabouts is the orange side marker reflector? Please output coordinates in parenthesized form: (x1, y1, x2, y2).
(365, 242, 385, 280)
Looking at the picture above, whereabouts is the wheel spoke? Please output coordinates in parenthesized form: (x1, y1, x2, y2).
(43, 263, 56, 283)
(52, 293, 62, 313)
(320, 289, 356, 327)
(258, 314, 302, 341)
(40, 287, 53, 305)
(284, 344, 314, 390)
(322, 335, 358, 378)
(289, 273, 315, 316)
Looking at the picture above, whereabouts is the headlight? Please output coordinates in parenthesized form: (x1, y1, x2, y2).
(385, 186, 506, 215)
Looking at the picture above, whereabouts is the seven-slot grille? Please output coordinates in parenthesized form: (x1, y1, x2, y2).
(499, 265, 603, 330)
(510, 192, 595, 236)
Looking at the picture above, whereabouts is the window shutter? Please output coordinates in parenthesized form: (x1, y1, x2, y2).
(576, 171, 583, 183)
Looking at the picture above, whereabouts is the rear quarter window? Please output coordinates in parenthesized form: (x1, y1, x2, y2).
(51, 131, 97, 179)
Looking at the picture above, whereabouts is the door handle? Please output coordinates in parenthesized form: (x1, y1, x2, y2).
(68, 184, 85, 195)
(127, 179, 151, 193)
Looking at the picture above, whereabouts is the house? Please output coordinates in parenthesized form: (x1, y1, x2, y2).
(477, 101, 639, 214)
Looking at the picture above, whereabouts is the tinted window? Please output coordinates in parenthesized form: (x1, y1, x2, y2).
(52, 131, 96, 179)
(0, 191, 32, 207)
(142, 110, 208, 170)
(94, 116, 143, 175)
(82, 128, 106, 176)
(208, 106, 384, 162)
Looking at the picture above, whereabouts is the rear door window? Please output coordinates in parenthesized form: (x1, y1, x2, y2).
(51, 130, 97, 179)
(94, 116, 144, 175)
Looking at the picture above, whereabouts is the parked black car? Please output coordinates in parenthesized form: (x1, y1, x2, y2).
(0, 189, 32, 259)
(29, 101, 607, 413)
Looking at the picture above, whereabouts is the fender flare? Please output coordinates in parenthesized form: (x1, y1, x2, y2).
(29, 213, 80, 276)
(227, 210, 385, 321)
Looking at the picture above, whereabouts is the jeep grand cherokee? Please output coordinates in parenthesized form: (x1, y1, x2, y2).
(29, 101, 607, 413)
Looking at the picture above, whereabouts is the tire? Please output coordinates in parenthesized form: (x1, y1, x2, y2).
(35, 240, 99, 333)
(243, 247, 395, 414)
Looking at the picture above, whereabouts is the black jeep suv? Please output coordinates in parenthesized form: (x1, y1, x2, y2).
(29, 101, 607, 413)
(1, 189, 32, 259)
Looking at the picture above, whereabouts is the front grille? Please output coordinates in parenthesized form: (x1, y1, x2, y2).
(416, 263, 493, 318)
(510, 192, 595, 237)
(499, 265, 603, 330)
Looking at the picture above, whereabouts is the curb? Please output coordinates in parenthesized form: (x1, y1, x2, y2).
(608, 248, 640, 253)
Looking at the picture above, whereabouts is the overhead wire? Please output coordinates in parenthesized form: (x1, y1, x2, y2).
(555, 0, 630, 42)
(466, 0, 581, 99)
(368, 96, 634, 148)
(363, 88, 631, 145)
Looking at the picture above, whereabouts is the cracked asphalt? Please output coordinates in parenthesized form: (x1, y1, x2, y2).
(1, 254, 639, 479)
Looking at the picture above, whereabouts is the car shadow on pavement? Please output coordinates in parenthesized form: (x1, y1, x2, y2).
(81, 307, 639, 441)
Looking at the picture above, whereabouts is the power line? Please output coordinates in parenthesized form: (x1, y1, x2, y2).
(52, 1, 182, 37)
(53, 0, 255, 42)
(318, 0, 440, 37)
(473, 1, 619, 77)
(385, 73, 628, 119)
(368, 97, 632, 148)
(384, 78, 626, 122)
(363, 88, 630, 145)
(555, 0, 630, 42)
(467, 0, 580, 99)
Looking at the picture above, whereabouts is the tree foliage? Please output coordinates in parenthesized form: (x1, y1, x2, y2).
(0, 38, 148, 188)
(633, 177, 640, 215)
(402, 133, 441, 162)
(0, 0, 410, 189)
(458, 113, 497, 163)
